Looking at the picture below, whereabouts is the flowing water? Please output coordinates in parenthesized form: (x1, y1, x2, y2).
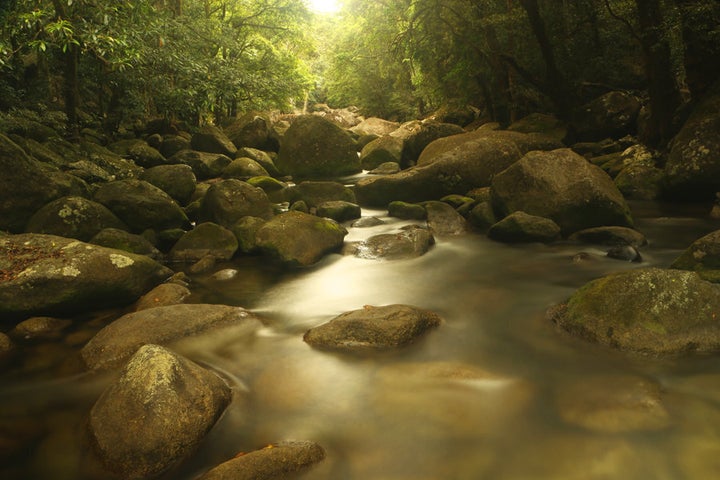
(3, 201, 720, 479)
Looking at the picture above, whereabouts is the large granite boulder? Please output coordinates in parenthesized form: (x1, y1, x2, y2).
(107, 138, 166, 168)
(225, 112, 278, 151)
(670, 229, 720, 282)
(491, 148, 633, 235)
(549, 268, 720, 355)
(168, 149, 233, 180)
(255, 211, 347, 266)
(191, 125, 237, 157)
(663, 83, 720, 200)
(168, 222, 238, 262)
(221, 157, 269, 180)
(93, 179, 190, 233)
(276, 115, 360, 178)
(81, 303, 263, 370)
(140, 164, 197, 205)
(355, 133, 522, 207)
(304, 304, 442, 353)
(198, 179, 274, 228)
(24, 196, 127, 242)
(390, 120, 465, 167)
(0, 134, 71, 232)
(0, 234, 172, 319)
(360, 135, 403, 171)
(88, 345, 231, 478)
(198, 441, 326, 480)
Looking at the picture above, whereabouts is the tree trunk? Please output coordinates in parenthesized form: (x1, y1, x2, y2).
(61, 43, 81, 139)
(636, 0, 682, 147)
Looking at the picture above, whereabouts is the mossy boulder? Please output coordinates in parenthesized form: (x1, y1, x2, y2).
(316, 201, 361, 223)
(89, 228, 162, 260)
(0, 134, 72, 232)
(350, 117, 400, 137)
(276, 115, 360, 178)
(107, 138, 166, 168)
(140, 164, 197, 205)
(549, 268, 720, 355)
(25, 196, 127, 242)
(198, 179, 274, 228)
(388, 201, 427, 220)
(231, 216, 267, 254)
(88, 345, 231, 478)
(169, 222, 238, 262)
(671, 229, 720, 282)
(191, 125, 237, 157)
(424, 200, 467, 236)
(225, 112, 278, 151)
(491, 148, 633, 235)
(93, 179, 190, 233)
(304, 304, 442, 353)
(255, 211, 348, 266)
(390, 120, 465, 167)
(0, 234, 172, 319)
(360, 135, 404, 170)
(168, 149, 233, 180)
(284, 181, 356, 207)
(488, 211, 561, 243)
(355, 133, 523, 207)
(663, 83, 720, 200)
(236, 147, 281, 177)
(221, 157, 269, 180)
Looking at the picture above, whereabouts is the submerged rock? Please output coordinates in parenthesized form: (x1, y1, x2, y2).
(555, 374, 670, 433)
(81, 303, 263, 370)
(549, 268, 720, 355)
(488, 211, 561, 243)
(198, 440, 326, 480)
(89, 345, 231, 479)
(568, 226, 647, 247)
(0, 234, 172, 319)
(255, 211, 348, 266)
(304, 304, 442, 353)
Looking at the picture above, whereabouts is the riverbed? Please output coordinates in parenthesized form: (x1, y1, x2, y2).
(2, 200, 720, 479)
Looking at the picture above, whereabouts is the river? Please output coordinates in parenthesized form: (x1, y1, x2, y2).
(2, 200, 720, 479)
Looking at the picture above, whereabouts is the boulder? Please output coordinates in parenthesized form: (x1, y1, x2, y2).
(225, 112, 278, 151)
(488, 211, 561, 243)
(350, 117, 401, 137)
(140, 164, 197, 205)
(199, 179, 274, 228)
(77, 141, 144, 179)
(231, 216, 267, 254)
(615, 163, 664, 200)
(490, 148, 633, 235)
(169, 222, 238, 262)
(355, 134, 523, 207)
(169, 149, 233, 180)
(304, 304, 442, 353)
(9, 316, 72, 341)
(284, 181, 356, 208)
(468, 202, 496, 231)
(221, 157, 269, 180)
(89, 228, 162, 260)
(107, 138, 166, 168)
(368, 162, 401, 175)
(507, 113, 568, 142)
(388, 201, 427, 220)
(88, 345, 231, 479)
(0, 134, 71, 232)
(424, 200, 467, 236)
(81, 303, 263, 370)
(93, 179, 189, 233)
(663, 83, 720, 200)
(671, 229, 720, 282)
(549, 268, 720, 355)
(276, 115, 360, 178)
(316, 201, 361, 223)
(568, 226, 647, 247)
(159, 134, 191, 158)
(390, 120, 465, 167)
(255, 211, 347, 266)
(236, 147, 281, 177)
(24, 196, 127, 242)
(360, 136, 403, 170)
(0, 234, 172, 319)
(191, 125, 237, 157)
(246, 176, 286, 194)
(349, 225, 434, 260)
(555, 374, 669, 433)
(198, 441, 326, 480)
(574, 91, 641, 141)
